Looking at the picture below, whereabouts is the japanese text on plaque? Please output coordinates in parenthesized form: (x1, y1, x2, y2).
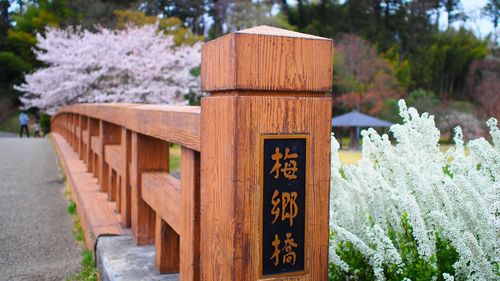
(261, 136, 307, 276)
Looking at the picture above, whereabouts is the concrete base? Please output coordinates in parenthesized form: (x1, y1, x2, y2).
(96, 235, 179, 281)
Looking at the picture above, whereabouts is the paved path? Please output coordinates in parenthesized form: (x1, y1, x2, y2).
(0, 137, 81, 280)
(0, 132, 16, 138)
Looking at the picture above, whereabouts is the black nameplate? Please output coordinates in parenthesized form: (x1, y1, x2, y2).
(261, 135, 307, 277)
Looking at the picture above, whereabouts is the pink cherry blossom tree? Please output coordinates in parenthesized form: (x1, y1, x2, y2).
(16, 24, 201, 114)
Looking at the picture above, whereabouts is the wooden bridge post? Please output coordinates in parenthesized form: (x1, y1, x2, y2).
(98, 121, 121, 194)
(78, 115, 86, 161)
(120, 128, 132, 227)
(200, 26, 333, 280)
(86, 118, 99, 174)
(130, 132, 169, 245)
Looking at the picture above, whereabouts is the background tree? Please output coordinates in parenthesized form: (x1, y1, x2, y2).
(421, 28, 488, 100)
(0, 1, 9, 40)
(482, 0, 499, 43)
(466, 58, 500, 118)
(162, 0, 206, 35)
(113, 9, 203, 45)
(16, 24, 202, 114)
(0, 0, 497, 138)
(334, 34, 403, 115)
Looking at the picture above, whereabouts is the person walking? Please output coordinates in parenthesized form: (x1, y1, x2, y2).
(19, 111, 30, 138)
(32, 120, 41, 138)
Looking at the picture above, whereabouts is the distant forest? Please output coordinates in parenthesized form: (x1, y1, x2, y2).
(0, 0, 498, 139)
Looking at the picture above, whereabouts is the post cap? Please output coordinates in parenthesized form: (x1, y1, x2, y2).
(201, 26, 333, 93)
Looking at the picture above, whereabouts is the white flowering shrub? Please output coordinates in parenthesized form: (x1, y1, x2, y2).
(16, 24, 201, 115)
(330, 100, 499, 280)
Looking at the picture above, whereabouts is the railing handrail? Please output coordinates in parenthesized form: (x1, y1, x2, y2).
(52, 105, 202, 276)
(53, 103, 201, 151)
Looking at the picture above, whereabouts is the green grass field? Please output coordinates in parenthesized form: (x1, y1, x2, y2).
(338, 150, 362, 164)
(170, 144, 181, 172)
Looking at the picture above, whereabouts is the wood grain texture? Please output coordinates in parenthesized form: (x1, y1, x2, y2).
(200, 96, 332, 281)
(86, 118, 99, 173)
(104, 145, 121, 172)
(201, 26, 333, 93)
(108, 167, 118, 202)
(68, 114, 75, 149)
(155, 214, 180, 273)
(79, 115, 87, 161)
(120, 128, 132, 227)
(104, 144, 121, 203)
(90, 136, 101, 156)
(124, 105, 200, 152)
(52, 104, 201, 151)
(116, 175, 122, 213)
(130, 132, 169, 245)
(200, 97, 237, 280)
(98, 121, 121, 194)
(142, 171, 181, 234)
(82, 130, 89, 145)
(180, 147, 201, 281)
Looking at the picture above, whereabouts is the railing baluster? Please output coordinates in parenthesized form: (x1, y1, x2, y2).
(130, 132, 168, 245)
(180, 147, 200, 281)
(155, 215, 180, 273)
(87, 118, 99, 174)
(79, 116, 87, 161)
(98, 121, 120, 194)
(120, 128, 132, 227)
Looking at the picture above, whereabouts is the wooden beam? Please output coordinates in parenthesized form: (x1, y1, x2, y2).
(142, 172, 181, 234)
(104, 145, 121, 172)
(52, 104, 201, 152)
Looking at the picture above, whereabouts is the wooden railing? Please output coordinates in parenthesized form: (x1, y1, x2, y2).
(51, 26, 333, 280)
(52, 104, 201, 278)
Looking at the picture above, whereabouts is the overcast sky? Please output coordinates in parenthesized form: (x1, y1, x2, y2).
(447, 0, 497, 40)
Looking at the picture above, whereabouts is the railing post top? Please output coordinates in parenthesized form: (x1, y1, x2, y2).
(201, 25, 333, 93)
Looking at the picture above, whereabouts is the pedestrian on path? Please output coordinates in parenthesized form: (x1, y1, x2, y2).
(19, 111, 29, 138)
(33, 120, 41, 138)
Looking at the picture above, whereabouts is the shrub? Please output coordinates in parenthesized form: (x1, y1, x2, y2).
(329, 100, 499, 280)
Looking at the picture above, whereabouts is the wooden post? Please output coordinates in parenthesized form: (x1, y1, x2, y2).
(87, 118, 99, 173)
(200, 26, 333, 280)
(180, 147, 200, 280)
(98, 121, 121, 194)
(155, 215, 180, 273)
(120, 128, 132, 227)
(130, 132, 169, 245)
(69, 113, 75, 149)
(78, 115, 86, 161)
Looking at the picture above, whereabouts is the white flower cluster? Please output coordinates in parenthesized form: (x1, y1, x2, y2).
(16, 24, 201, 114)
(330, 100, 499, 280)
